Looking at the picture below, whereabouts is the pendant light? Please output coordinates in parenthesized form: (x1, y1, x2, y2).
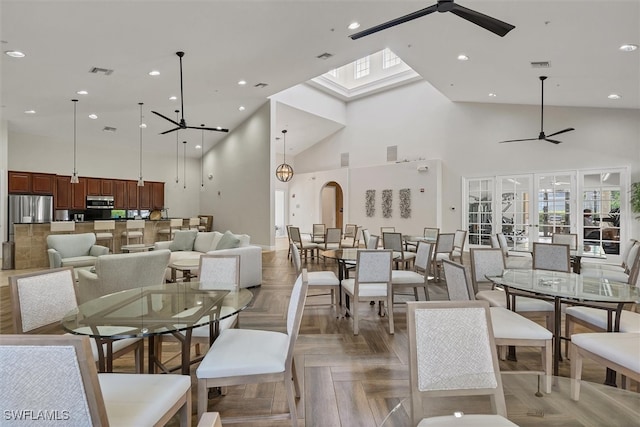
(183, 140, 187, 189)
(275, 129, 294, 182)
(200, 124, 205, 191)
(137, 102, 145, 187)
(70, 99, 79, 184)
(175, 110, 180, 184)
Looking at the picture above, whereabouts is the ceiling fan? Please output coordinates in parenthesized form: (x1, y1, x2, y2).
(152, 51, 229, 135)
(349, 0, 515, 40)
(500, 76, 575, 145)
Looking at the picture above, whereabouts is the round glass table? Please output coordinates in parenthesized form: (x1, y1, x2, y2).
(61, 282, 253, 374)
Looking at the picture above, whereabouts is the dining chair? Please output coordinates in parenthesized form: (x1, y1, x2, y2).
(344, 223, 357, 238)
(471, 248, 555, 331)
(0, 334, 192, 427)
(312, 223, 326, 243)
(496, 233, 532, 269)
(93, 219, 115, 252)
(292, 243, 340, 313)
(552, 233, 578, 250)
(451, 229, 468, 264)
(196, 271, 309, 425)
(406, 227, 440, 253)
(581, 240, 640, 283)
(433, 232, 455, 281)
(442, 259, 553, 394)
(9, 267, 143, 373)
(289, 225, 319, 260)
(407, 300, 518, 426)
(342, 250, 394, 335)
(157, 217, 183, 241)
(341, 225, 361, 248)
(188, 216, 201, 230)
(121, 219, 145, 245)
(532, 242, 571, 272)
(198, 412, 223, 427)
(362, 228, 371, 248)
(321, 227, 343, 259)
(286, 224, 294, 259)
(366, 234, 379, 249)
(570, 332, 640, 400)
(581, 238, 638, 272)
(391, 241, 434, 302)
(380, 226, 395, 235)
(383, 231, 416, 270)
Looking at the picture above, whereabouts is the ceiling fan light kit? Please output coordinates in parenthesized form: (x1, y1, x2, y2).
(349, 0, 515, 40)
(500, 76, 575, 145)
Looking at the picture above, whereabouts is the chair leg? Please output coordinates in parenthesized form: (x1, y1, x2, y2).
(353, 299, 360, 335)
(565, 314, 573, 358)
(291, 357, 301, 398)
(543, 340, 552, 393)
(570, 344, 582, 401)
(387, 297, 394, 335)
(284, 368, 299, 427)
(135, 341, 144, 374)
(197, 379, 209, 421)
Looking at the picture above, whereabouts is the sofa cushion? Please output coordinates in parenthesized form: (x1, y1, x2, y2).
(216, 230, 241, 250)
(211, 231, 224, 251)
(193, 232, 216, 253)
(170, 230, 197, 251)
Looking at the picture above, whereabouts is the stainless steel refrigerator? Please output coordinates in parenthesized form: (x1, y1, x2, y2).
(8, 194, 54, 241)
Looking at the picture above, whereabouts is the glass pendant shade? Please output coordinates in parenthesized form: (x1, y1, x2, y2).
(275, 129, 294, 182)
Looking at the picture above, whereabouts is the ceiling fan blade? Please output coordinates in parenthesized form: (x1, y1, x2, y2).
(546, 127, 575, 138)
(186, 126, 229, 133)
(160, 126, 182, 135)
(543, 138, 563, 145)
(349, 4, 437, 40)
(449, 3, 515, 37)
(152, 111, 181, 127)
(499, 137, 539, 143)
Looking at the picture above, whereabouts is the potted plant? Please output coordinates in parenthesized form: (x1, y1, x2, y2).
(631, 182, 640, 220)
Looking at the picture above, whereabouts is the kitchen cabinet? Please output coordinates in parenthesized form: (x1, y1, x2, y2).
(87, 178, 114, 196)
(55, 176, 72, 209)
(8, 171, 31, 194)
(139, 183, 152, 210)
(152, 182, 165, 209)
(127, 181, 139, 209)
(101, 179, 113, 196)
(114, 180, 127, 209)
(31, 173, 55, 194)
(8, 171, 55, 195)
(72, 178, 87, 209)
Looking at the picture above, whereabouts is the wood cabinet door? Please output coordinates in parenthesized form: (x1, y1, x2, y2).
(55, 176, 72, 209)
(8, 171, 31, 194)
(101, 179, 114, 196)
(72, 178, 87, 209)
(86, 178, 101, 195)
(127, 181, 139, 209)
(151, 182, 164, 210)
(114, 180, 127, 209)
(138, 183, 152, 210)
(31, 173, 55, 194)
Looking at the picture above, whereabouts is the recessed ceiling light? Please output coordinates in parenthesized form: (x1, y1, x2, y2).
(195, 145, 202, 149)
(457, 54, 469, 61)
(216, 126, 222, 130)
(76, 90, 88, 95)
(139, 123, 147, 128)
(348, 22, 360, 30)
(238, 106, 246, 111)
(619, 44, 638, 52)
(489, 93, 497, 97)
(5, 50, 25, 58)
(24, 110, 36, 114)
(88, 113, 98, 119)
(238, 80, 247, 85)
(608, 93, 621, 99)
(148, 70, 160, 76)
(169, 95, 177, 101)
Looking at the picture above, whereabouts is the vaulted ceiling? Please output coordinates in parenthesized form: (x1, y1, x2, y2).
(2, 1, 638, 158)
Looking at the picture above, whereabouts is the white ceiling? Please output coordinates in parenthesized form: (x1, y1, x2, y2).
(1, 0, 638, 158)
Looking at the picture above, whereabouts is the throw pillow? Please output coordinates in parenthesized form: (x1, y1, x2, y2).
(170, 230, 197, 251)
(216, 230, 241, 250)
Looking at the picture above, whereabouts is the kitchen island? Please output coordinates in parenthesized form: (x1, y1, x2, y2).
(12, 219, 173, 269)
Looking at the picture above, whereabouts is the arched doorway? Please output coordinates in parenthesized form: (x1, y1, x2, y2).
(321, 181, 344, 231)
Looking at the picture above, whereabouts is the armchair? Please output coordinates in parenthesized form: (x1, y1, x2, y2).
(46, 232, 109, 269)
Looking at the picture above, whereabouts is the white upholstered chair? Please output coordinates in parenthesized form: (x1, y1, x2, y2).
(497, 233, 532, 269)
(0, 334, 191, 427)
(188, 216, 201, 230)
(9, 267, 143, 373)
(121, 219, 145, 245)
(570, 332, 640, 400)
(366, 234, 380, 249)
(320, 227, 343, 264)
(407, 300, 518, 426)
(443, 259, 552, 393)
(196, 271, 309, 425)
(532, 242, 571, 272)
(433, 232, 455, 281)
(292, 243, 339, 313)
(552, 233, 578, 250)
(392, 241, 434, 302)
(197, 412, 223, 427)
(581, 240, 640, 283)
(289, 225, 319, 260)
(93, 220, 115, 252)
(342, 249, 394, 335)
(312, 223, 326, 243)
(383, 231, 416, 269)
(157, 217, 184, 241)
(451, 229, 468, 264)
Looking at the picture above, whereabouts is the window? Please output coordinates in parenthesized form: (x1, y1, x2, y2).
(382, 48, 401, 69)
(354, 56, 370, 79)
(467, 178, 494, 246)
(582, 172, 621, 255)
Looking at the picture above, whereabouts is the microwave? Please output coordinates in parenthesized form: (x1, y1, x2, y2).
(86, 195, 114, 209)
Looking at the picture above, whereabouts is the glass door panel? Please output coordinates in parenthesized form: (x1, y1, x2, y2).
(499, 176, 532, 251)
(582, 172, 621, 256)
(467, 178, 494, 247)
(536, 173, 575, 243)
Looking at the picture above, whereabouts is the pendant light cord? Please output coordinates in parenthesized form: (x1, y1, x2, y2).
(73, 99, 77, 175)
(201, 125, 205, 188)
(183, 141, 187, 189)
(139, 103, 143, 182)
(175, 110, 180, 183)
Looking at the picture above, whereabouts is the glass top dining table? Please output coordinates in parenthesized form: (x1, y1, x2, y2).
(61, 282, 254, 374)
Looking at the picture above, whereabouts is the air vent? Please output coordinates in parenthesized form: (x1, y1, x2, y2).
(340, 152, 349, 168)
(530, 61, 550, 68)
(316, 52, 333, 60)
(89, 67, 114, 75)
(387, 145, 398, 162)
(102, 126, 117, 132)
(254, 83, 268, 88)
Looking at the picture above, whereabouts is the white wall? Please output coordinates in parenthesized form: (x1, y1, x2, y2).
(270, 84, 346, 126)
(295, 80, 640, 236)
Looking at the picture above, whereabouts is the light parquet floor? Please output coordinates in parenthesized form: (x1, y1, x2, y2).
(0, 239, 633, 426)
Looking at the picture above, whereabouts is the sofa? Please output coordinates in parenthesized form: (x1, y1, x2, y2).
(154, 230, 262, 288)
(46, 233, 110, 269)
(76, 249, 171, 304)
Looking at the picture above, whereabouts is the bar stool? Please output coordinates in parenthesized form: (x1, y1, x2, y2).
(121, 219, 145, 245)
(50, 221, 75, 234)
(188, 217, 200, 231)
(94, 220, 115, 252)
(157, 218, 183, 241)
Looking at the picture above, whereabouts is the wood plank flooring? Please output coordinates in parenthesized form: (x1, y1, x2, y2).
(0, 240, 634, 426)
